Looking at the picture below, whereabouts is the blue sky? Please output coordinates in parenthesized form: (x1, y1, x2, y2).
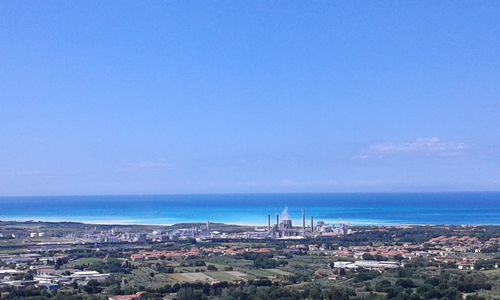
(1, 1, 500, 196)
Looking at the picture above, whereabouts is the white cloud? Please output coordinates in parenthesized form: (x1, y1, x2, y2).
(354, 137, 466, 159)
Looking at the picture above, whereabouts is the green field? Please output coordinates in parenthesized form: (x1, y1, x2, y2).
(165, 270, 257, 283)
(175, 266, 207, 272)
(205, 256, 254, 268)
(243, 269, 283, 279)
(264, 268, 293, 276)
(68, 257, 104, 267)
(205, 271, 248, 282)
(125, 267, 170, 288)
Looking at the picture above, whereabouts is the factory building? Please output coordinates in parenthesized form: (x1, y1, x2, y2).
(265, 208, 351, 239)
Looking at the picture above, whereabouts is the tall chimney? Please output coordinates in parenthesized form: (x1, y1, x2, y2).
(310, 216, 314, 233)
(268, 214, 271, 231)
(276, 214, 279, 227)
(302, 209, 305, 233)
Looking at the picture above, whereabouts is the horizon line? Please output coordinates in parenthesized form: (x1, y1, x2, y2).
(1, 190, 500, 198)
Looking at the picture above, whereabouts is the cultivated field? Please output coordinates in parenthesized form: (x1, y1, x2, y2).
(166, 271, 250, 283)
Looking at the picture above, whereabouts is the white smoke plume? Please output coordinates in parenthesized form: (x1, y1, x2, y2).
(280, 207, 289, 221)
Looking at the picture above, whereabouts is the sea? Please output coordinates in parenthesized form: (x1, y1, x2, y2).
(0, 193, 499, 226)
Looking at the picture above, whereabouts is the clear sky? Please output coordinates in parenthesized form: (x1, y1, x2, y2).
(1, 1, 500, 196)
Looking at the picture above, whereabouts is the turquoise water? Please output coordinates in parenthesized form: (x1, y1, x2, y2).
(0, 193, 499, 226)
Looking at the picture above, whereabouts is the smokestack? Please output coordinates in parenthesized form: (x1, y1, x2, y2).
(302, 209, 305, 233)
(276, 214, 279, 227)
(310, 216, 314, 233)
(268, 214, 271, 231)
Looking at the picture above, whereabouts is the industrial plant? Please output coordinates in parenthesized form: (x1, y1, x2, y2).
(156, 208, 352, 241)
(264, 208, 351, 239)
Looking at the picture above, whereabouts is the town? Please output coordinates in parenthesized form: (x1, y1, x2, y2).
(0, 216, 499, 300)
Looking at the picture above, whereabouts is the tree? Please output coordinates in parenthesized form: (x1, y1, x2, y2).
(375, 279, 392, 292)
(207, 265, 218, 271)
(83, 279, 102, 294)
(308, 286, 322, 300)
(253, 256, 277, 269)
(71, 281, 78, 289)
(395, 278, 416, 288)
(355, 270, 379, 282)
(177, 287, 205, 300)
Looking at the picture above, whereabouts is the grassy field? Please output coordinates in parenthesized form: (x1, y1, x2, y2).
(166, 272, 228, 283)
(175, 266, 207, 272)
(243, 269, 282, 279)
(165, 271, 253, 283)
(176, 272, 214, 282)
(166, 273, 190, 283)
(125, 267, 170, 288)
(226, 271, 249, 278)
(68, 257, 104, 268)
(480, 269, 500, 299)
(205, 256, 253, 268)
(206, 271, 248, 282)
(0, 248, 28, 254)
(264, 268, 293, 276)
(482, 269, 500, 277)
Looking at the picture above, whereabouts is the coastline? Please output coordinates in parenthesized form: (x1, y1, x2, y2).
(1, 217, 500, 227)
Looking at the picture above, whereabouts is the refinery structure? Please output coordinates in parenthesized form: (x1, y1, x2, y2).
(175, 208, 352, 240)
(263, 208, 351, 239)
(25, 208, 352, 243)
(94, 208, 354, 241)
